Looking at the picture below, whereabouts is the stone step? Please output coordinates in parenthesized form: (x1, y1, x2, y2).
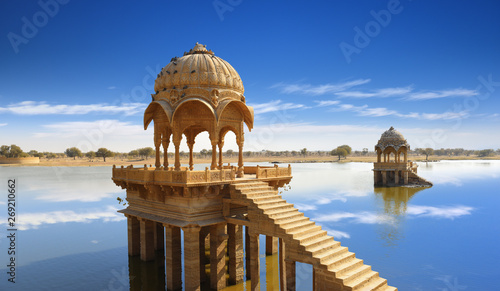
(317, 245, 349, 265)
(244, 191, 278, 198)
(278, 216, 311, 228)
(272, 211, 305, 223)
(339, 264, 372, 286)
(328, 258, 363, 277)
(360, 276, 389, 291)
(282, 220, 316, 233)
(296, 229, 328, 244)
(308, 240, 342, 257)
(253, 198, 288, 207)
(325, 251, 356, 269)
(266, 208, 299, 218)
(345, 270, 379, 291)
(302, 235, 335, 251)
(233, 184, 270, 190)
(251, 195, 282, 203)
(382, 286, 398, 291)
(259, 203, 295, 213)
(290, 224, 323, 238)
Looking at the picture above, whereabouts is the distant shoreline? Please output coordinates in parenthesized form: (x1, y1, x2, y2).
(1, 155, 498, 167)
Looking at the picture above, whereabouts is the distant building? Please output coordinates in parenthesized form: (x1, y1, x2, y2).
(373, 127, 432, 187)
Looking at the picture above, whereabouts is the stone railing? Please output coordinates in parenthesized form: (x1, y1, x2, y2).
(373, 162, 410, 170)
(244, 164, 292, 179)
(112, 165, 236, 184)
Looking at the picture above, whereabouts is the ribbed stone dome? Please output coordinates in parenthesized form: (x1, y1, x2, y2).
(154, 43, 244, 96)
(375, 126, 409, 151)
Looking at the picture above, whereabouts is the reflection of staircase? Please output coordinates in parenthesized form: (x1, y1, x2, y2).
(231, 181, 397, 291)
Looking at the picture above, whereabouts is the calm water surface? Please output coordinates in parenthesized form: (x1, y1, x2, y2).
(0, 161, 499, 290)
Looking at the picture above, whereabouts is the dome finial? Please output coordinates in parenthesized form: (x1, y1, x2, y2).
(389, 126, 394, 130)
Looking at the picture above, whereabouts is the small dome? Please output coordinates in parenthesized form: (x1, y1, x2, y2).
(153, 43, 244, 105)
(375, 126, 409, 151)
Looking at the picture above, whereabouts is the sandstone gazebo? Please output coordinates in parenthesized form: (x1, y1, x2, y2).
(373, 127, 432, 186)
(113, 43, 397, 291)
(143, 42, 253, 176)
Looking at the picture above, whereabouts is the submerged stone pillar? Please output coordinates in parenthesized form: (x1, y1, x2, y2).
(245, 226, 251, 279)
(183, 225, 201, 291)
(210, 223, 228, 290)
(279, 238, 287, 291)
(165, 225, 182, 291)
(285, 258, 296, 291)
(395, 170, 399, 184)
(139, 218, 155, 261)
(228, 223, 244, 285)
(249, 231, 260, 291)
(154, 222, 164, 251)
(382, 171, 387, 185)
(127, 215, 140, 256)
(266, 236, 278, 255)
(404, 171, 409, 184)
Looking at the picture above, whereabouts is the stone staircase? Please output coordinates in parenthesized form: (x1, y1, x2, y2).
(231, 181, 397, 291)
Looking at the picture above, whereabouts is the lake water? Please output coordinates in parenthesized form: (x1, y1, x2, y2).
(0, 161, 499, 290)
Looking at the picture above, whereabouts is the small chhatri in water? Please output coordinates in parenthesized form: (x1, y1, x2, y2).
(373, 126, 432, 187)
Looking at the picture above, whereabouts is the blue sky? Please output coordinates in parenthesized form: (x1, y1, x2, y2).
(1, 0, 499, 152)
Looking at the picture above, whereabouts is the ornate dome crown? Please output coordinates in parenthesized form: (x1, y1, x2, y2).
(375, 126, 409, 151)
(153, 43, 245, 107)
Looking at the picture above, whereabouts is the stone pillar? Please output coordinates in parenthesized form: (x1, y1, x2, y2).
(245, 226, 251, 279)
(266, 236, 278, 255)
(127, 216, 140, 256)
(154, 128, 162, 169)
(140, 219, 155, 261)
(200, 227, 209, 283)
(183, 225, 201, 291)
(187, 141, 194, 171)
(404, 171, 409, 185)
(210, 223, 227, 290)
(404, 152, 408, 163)
(154, 222, 164, 251)
(279, 238, 286, 291)
(384, 153, 387, 162)
(377, 152, 381, 163)
(174, 140, 181, 171)
(382, 171, 387, 185)
(211, 142, 217, 170)
(218, 142, 224, 169)
(228, 223, 244, 285)
(165, 225, 182, 291)
(395, 170, 399, 184)
(285, 259, 296, 291)
(237, 140, 244, 177)
(162, 133, 170, 168)
(249, 231, 260, 291)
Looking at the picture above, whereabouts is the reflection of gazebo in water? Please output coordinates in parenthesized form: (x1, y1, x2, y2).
(373, 127, 432, 187)
(374, 187, 427, 246)
(113, 43, 396, 291)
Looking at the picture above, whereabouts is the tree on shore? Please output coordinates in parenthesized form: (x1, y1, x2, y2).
(138, 147, 155, 159)
(300, 148, 307, 157)
(96, 148, 113, 162)
(86, 151, 96, 159)
(65, 147, 83, 160)
(418, 148, 434, 160)
(338, 145, 352, 155)
(331, 147, 348, 160)
(0, 144, 26, 158)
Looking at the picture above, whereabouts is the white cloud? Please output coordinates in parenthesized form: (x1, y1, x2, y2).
(249, 100, 308, 115)
(0, 201, 5, 205)
(335, 86, 413, 98)
(314, 100, 340, 107)
(34, 119, 147, 139)
(272, 79, 371, 95)
(0, 123, 7, 126)
(0, 206, 125, 230)
(314, 211, 395, 225)
(107, 86, 117, 90)
(407, 205, 474, 219)
(91, 240, 99, 244)
(332, 102, 469, 120)
(0, 101, 147, 116)
(294, 203, 317, 211)
(406, 89, 478, 100)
